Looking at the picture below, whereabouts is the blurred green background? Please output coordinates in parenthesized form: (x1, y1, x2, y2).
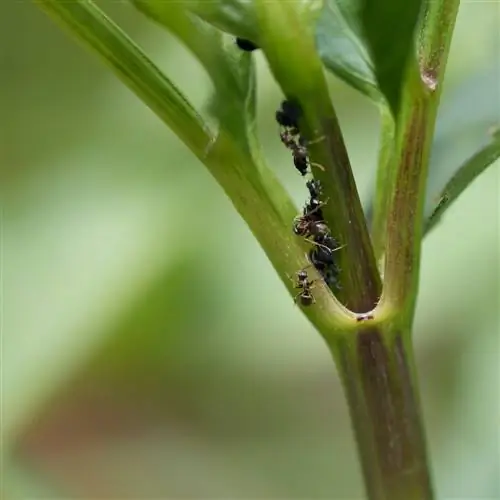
(2, 2, 499, 498)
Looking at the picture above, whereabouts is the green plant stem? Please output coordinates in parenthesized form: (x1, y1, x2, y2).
(418, 0, 462, 92)
(381, 0, 460, 315)
(371, 104, 396, 263)
(329, 325, 432, 500)
(425, 132, 500, 235)
(255, 0, 381, 312)
(34, 0, 353, 331)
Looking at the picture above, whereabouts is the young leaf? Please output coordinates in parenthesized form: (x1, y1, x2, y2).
(424, 130, 500, 235)
(316, 0, 423, 115)
(131, 1, 256, 152)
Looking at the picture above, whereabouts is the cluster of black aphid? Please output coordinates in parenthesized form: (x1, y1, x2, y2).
(276, 99, 343, 305)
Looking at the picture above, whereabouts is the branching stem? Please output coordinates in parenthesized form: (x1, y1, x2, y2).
(255, 0, 382, 312)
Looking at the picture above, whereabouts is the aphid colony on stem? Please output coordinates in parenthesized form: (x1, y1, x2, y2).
(276, 99, 343, 305)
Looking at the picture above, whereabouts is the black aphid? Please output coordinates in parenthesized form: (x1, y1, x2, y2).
(309, 249, 342, 291)
(275, 99, 302, 129)
(235, 38, 259, 52)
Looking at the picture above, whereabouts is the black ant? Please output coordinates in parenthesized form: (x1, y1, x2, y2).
(285, 135, 325, 177)
(294, 183, 328, 237)
(290, 268, 316, 306)
(235, 38, 259, 52)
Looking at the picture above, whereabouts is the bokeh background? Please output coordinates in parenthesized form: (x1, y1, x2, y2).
(2, 1, 499, 498)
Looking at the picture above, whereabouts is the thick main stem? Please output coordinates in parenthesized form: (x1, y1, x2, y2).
(330, 327, 433, 500)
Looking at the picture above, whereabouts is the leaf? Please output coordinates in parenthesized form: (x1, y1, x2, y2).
(423, 68, 500, 233)
(187, 0, 322, 46)
(315, 0, 423, 114)
(187, 0, 259, 42)
(424, 132, 500, 235)
(131, 0, 256, 152)
(365, 68, 500, 236)
(315, 1, 379, 100)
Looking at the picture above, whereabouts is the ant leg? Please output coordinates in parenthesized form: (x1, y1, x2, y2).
(303, 237, 330, 253)
(299, 262, 314, 272)
(309, 162, 325, 172)
(287, 273, 308, 289)
(303, 197, 329, 218)
(307, 135, 326, 146)
(333, 243, 347, 252)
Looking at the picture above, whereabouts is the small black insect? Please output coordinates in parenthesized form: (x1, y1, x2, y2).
(293, 193, 328, 246)
(309, 249, 342, 290)
(303, 195, 327, 221)
(306, 179, 322, 200)
(235, 38, 259, 52)
(321, 266, 342, 290)
(276, 99, 302, 129)
(292, 146, 325, 177)
(293, 217, 329, 239)
(313, 234, 342, 264)
(291, 268, 316, 306)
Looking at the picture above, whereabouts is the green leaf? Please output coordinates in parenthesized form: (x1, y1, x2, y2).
(131, 0, 256, 152)
(366, 69, 499, 237)
(315, 1, 379, 100)
(424, 132, 500, 235)
(187, 0, 322, 46)
(316, 0, 423, 114)
(187, 0, 259, 42)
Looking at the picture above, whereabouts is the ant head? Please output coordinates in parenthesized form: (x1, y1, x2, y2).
(297, 269, 308, 281)
(293, 217, 308, 236)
